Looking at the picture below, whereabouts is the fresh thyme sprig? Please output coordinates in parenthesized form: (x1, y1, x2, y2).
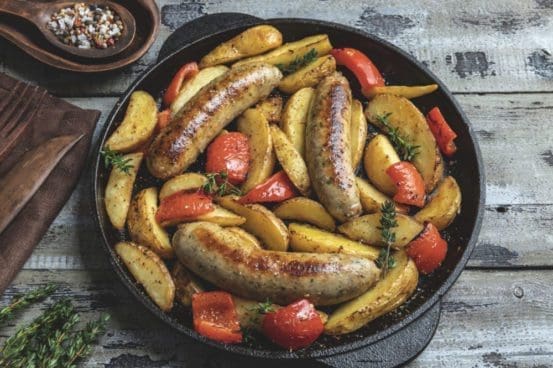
(376, 201, 398, 276)
(376, 113, 420, 162)
(202, 172, 242, 197)
(252, 299, 275, 315)
(0, 284, 57, 326)
(100, 147, 133, 174)
(276, 48, 318, 75)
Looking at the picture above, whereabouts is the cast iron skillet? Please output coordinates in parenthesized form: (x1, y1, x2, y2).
(92, 17, 485, 360)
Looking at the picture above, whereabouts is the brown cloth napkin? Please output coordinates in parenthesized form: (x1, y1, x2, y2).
(0, 73, 100, 292)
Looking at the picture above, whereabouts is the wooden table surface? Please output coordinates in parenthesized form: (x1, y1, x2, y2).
(1, 1, 552, 367)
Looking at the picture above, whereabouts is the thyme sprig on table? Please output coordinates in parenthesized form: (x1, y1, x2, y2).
(0, 286, 110, 368)
(376, 113, 420, 162)
(100, 147, 133, 174)
(376, 201, 398, 276)
(276, 48, 318, 75)
(202, 172, 242, 197)
(0, 284, 57, 325)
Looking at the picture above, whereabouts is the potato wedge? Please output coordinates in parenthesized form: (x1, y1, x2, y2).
(414, 176, 461, 230)
(356, 177, 407, 214)
(256, 95, 283, 124)
(127, 187, 173, 258)
(365, 94, 441, 192)
(379, 258, 418, 315)
(278, 55, 336, 94)
(199, 25, 283, 67)
(217, 196, 289, 251)
(338, 213, 423, 248)
(233, 296, 328, 331)
(170, 65, 229, 117)
(172, 262, 204, 306)
(280, 87, 314, 157)
(105, 91, 157, 153)
(104, 152, 143, 229)
(195, 206, 246, 226)
(226, 227, 262, 249)
(159, 173, 208, 200)
(289, 223, 379, 260)
(324, 251, 417, 335)
(363, 134, 400, 195)
(115, 241, 175, 312)
(274, 197, 335, 231)
(238, 108, 276, 193)
(365, 84, 438, 99)
(270, 125, 311, 195)
(350, 99, 368, 170)
(233, 34, 332, 68)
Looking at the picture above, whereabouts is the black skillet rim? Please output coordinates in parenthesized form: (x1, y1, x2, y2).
(92, 16, 486, 360)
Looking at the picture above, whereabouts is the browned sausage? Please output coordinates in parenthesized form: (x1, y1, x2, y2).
(147, 63, 282, 179)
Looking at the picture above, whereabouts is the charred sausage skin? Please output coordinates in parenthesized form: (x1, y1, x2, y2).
(306, 72, 362, 222)
(173, 222, 380, 306)
(147, 63, 282, 179)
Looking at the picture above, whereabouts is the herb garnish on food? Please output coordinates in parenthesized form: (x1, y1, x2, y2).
(202, 172, 242, 197)
(100, 147, 133, 174)
(252, 299, 275, 315)
(276, 48, 318, 75)
(377, 113, 420, 162)
(0, 285, 110, 367)
(376, 201, 398, 276)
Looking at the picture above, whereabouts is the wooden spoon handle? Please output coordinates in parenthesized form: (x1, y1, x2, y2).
(0, 0, 41, 21)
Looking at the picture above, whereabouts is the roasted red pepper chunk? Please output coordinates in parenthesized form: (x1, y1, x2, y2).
(163, 62, 199, 106)
(238, 171, 297, 204)
(331, 47, 385, 97)
(192, 291, 242, 344)
(155, 191, 214, 225)
(407, 222, 448, 274)
(205, 132, 251, 186)
(386, 161, 426, 208)
(426, 107, 458, 157)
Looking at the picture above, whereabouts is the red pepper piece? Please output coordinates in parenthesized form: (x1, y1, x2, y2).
(262, 299, 323, 350)
(238, 171, 297, 204)
(192, 291, 242, 344)
(331, 48, 385, 97)
(155, 191, 214, 226)
(205, 132, 250, 186)
(163, 62, 199, 106)
(157, 109, 171, 130)
(386, 161, 426, 208)
(407, 222, 448, 274)
(426, 107, 458, 157)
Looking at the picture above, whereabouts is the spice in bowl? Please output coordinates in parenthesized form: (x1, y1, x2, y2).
(47, 3, 124, 49)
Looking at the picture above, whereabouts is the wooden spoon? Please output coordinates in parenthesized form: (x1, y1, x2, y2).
(0, 0, 136, 59)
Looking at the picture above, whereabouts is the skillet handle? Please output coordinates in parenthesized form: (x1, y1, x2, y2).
(316, 301, 442, 368)
(157, 12, 263, 62)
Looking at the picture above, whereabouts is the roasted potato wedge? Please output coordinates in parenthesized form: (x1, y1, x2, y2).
(365, 94, 441, 192)
(379, 258, 419, 315)
(170, 65, 229, 117)
(172, 262, 204, 306)
(105, 91, 157, 153)
(365, 84, 438, 99)
(280, 87, 314, 157)
(270, 125, 311, 195)
(115, 241, 175, 312)
(226, 227, 262, 249)
(363, 134, 401, 195)
(167, 205, 246, 227)
(289, 223, 379, 260)
(324, 251, 418, 335)
(414, 176, 461, 230)
(127, 187, 173, 259)
(274, 197, 335, 231)
(356, 177, 407, 214)
(278, 55, 336, 94)
(233, 297, 328, 331)
(199, 25, 283, 67)
(350, 99, 368, 170)
(104, 152, 143, 229)
(159, 173, 208, 200)
(338, 213, 423, 248)
(217, 196, 289, 251)
(238, 108, 276, 193)
(256, 95, 283, 124)
(234, 34, 332, 68)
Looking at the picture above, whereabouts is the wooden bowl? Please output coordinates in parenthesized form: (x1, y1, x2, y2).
(0, 0, 159, 73)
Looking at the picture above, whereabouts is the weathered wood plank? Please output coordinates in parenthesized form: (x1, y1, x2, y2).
(17, 92, 553, 269)
(1, 270, 550, 367)
(1, 0, 552, 96)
